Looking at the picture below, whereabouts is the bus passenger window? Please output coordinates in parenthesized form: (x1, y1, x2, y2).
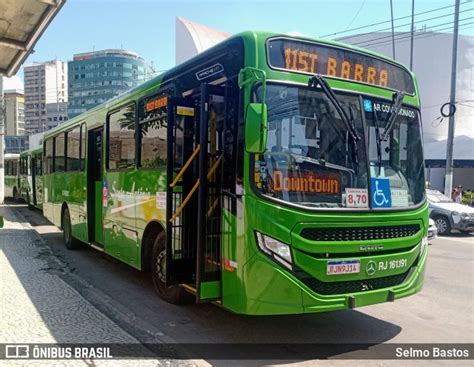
(54, 133, 66, 172)
(107, 104, 136, 170)
(140, 120, 167, 168)
(44, 139, 53, 174)
(80, 124, 86, 171)
(36, 156, 42, 176)
(67, 126, 81, 171)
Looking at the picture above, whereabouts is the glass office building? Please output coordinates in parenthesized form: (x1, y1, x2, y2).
(68, 49, 146, 118)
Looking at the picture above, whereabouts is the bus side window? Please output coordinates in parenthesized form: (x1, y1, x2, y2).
(107, 104, 136, 170)
(138, 95, 167, 169)
(44, 138, 54, 174)
(54, 133, 66, 172)
(36, 155, 42, 176)
(67, 125, 81, 171)
(80, 123, 86, 171)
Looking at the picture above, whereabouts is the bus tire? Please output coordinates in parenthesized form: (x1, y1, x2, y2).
(62, 207, 80, 250)
(151, 232, 192, 304)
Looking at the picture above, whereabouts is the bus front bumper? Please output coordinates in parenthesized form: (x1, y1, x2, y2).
(239, 242, 428, 315)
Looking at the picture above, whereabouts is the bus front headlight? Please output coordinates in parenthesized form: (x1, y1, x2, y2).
(256, 232, 292, 270)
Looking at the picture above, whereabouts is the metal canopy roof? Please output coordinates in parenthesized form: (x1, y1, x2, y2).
(0, 0, 66, 77)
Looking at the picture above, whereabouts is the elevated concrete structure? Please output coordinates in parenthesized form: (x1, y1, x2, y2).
(176, 17, 230, 65)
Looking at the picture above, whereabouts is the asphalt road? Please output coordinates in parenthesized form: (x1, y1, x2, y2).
(10, 203, 474, 365)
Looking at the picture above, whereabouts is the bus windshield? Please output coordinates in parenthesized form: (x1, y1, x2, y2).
(253, 83, 425, 209)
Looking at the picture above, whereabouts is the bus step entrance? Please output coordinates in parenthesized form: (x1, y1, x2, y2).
(196, 83, 226, 302)
(165, 83, 226, 303)
(166, 97, 200, 287)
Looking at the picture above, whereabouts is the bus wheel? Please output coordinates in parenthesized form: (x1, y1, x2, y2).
(151, 232, 192, 304)
(62, 207, 80, 250)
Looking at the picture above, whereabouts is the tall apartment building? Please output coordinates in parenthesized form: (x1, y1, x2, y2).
(68, 49, 146, 119)
(24, 60, 68, 134)
(4, 89, 25, 135)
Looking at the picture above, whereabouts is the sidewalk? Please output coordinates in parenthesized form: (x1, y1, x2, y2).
(0, 205, 191, 366)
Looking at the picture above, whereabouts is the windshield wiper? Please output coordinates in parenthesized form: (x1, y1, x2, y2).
(373, 109, 383, 176)
(309, 74, 361, 142)
(380, 90, 405, 142)
(291, 153, 356, 176)
(348, 105, 359, 167)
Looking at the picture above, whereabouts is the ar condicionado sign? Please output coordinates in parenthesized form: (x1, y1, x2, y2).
(272, 170, 340, 194)
(267, 38, 415, 94)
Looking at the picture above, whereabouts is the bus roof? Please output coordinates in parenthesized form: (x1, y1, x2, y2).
(44, 30, 415, 139)
(19, 147, 42, 156)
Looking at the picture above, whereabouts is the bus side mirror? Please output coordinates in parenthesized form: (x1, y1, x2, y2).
(245, 103, 268, 153)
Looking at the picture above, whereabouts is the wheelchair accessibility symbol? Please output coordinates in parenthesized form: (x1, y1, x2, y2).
(370, 178, 392, 208)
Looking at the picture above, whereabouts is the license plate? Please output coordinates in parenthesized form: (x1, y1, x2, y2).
(327, 260, 360, 275)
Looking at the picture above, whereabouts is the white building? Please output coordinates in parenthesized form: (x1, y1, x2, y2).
(3, 89, 25, 136)
(339, 31, 474, 190)
(24, 60, 68, 134)
(175, 17, 230, 65)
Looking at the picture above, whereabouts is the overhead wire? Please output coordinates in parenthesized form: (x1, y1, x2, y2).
(320, 0, 472, 37)
(353, 20, 473, 49)
(349, 8, 472, 46)
(352, 16, 474, 47)
(343, 0, 367, 31)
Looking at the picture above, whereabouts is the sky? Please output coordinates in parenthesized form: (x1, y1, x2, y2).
(3, 0, 472, 89)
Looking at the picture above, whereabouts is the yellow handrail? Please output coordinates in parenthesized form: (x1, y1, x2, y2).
(169, 179, 200, 222)
(206, 155, 222, 179)
(169, 144, 201, 188)
(169, 154, 223, 222)
(207, 197, 220, 218)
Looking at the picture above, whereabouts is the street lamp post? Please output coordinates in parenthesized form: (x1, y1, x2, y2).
(444, 0, 461, 197)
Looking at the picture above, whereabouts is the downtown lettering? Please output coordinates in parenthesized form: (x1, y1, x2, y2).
(272, 170, 340, 194)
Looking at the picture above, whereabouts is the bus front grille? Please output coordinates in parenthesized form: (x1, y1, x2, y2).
(300, 270, 410, 295)
(300, 224, 421, 242)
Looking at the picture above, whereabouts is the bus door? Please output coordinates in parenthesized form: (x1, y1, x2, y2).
(165, 84, 226, 302)
(166, 96, 200, 286)
(87, 127, 104, 245)
(31, 155, 37, 206)
(196, 83, 226, 302)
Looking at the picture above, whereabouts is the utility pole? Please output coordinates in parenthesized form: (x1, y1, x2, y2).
(444, 0, 461, 197)
(410, 0, 415, 70)
(0, 76, 5, 204)
(390, 0, 396, 59)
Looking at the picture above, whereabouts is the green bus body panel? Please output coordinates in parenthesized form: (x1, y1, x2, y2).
(104, 171, 139, 266)
(95, 181, 103, 244)
(37, 31, 427, 315)
(200, 281, 221, 300)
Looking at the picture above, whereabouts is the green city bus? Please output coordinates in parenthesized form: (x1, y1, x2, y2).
(41, 31, 428, 315)
(18, 148, 44, 209)
(4, 153, 19, 199)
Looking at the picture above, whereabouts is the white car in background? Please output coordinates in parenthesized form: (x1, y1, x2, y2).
(427, 189, 474, 235)
(428, 218, 437, 242)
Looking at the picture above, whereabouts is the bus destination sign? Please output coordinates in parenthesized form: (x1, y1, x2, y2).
(267, 38, 415, 94)
(145, 95, 168, 113)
